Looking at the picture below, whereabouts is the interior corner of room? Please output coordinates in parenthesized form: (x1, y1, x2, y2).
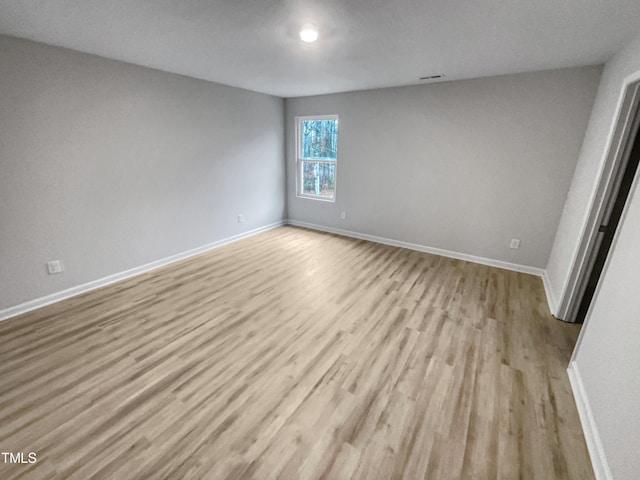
(1, 4, 640, 478)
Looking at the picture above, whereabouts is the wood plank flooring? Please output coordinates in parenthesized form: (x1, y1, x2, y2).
(0, 226, 594, 479)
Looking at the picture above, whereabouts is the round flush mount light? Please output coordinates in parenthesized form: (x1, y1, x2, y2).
(300, 25, 318, 43)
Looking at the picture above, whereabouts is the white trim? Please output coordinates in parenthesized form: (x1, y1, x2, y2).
(567, 362, 613, 480)
(542, 270, 557, 316)
(0, 221, 285, 322)
(296, 192, 336, 203)
(296, 113, 339, 122)
(286, 219, 545, 277)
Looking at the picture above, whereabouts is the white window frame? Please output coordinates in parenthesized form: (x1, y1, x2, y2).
(295, 114, 338, 202)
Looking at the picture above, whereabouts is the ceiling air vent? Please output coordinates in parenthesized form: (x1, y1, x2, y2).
(419, 74, 444, 80)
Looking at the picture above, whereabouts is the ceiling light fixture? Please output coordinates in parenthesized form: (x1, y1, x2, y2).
(300, 25, 318, 43)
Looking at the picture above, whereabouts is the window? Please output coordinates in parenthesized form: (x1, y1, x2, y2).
(296, 115, 338, 201)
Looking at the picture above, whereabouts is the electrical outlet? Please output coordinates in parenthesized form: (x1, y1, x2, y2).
(237, 214, 245, 223)
(341, 211, 346, 220)
(510, 239, 521, 249)
(47, 260, 64, 275)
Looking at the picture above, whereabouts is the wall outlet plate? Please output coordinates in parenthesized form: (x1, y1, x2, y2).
(47, 260, 64, 275)
(341, 211, 346, 220)
(237, 214, 245, 223)
(510, 239, 521, 249)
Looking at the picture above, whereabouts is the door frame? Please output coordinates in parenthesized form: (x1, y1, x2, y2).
(556, 72, 640, 322)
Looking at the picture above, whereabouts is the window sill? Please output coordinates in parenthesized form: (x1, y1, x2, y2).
(296, 194, 336, 203)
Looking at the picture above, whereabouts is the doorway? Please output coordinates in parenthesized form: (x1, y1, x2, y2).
(566, 79, 640, 323)
(574, 112, 640, 322)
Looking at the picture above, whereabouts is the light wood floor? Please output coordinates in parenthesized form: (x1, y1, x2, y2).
(0, 226, 593, 479)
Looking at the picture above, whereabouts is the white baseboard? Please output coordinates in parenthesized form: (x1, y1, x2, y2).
(0, 221, 285, 322)
(286, 219, 545, 277)
(2, 220, 553, 322)
(542, 270, 558, 316)
(567, 362, 613, 480)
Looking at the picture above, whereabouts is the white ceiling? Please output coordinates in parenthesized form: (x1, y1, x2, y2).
(1, 0, 640, 97)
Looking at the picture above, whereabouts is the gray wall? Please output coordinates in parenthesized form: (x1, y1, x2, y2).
(0, 35, 285, 311)
(286, 67, 602, 269)
(565, 33, 640, 480)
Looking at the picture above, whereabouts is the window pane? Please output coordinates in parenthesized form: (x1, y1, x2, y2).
(301, 119, 338, 160)
(302, 162, 335, 198)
